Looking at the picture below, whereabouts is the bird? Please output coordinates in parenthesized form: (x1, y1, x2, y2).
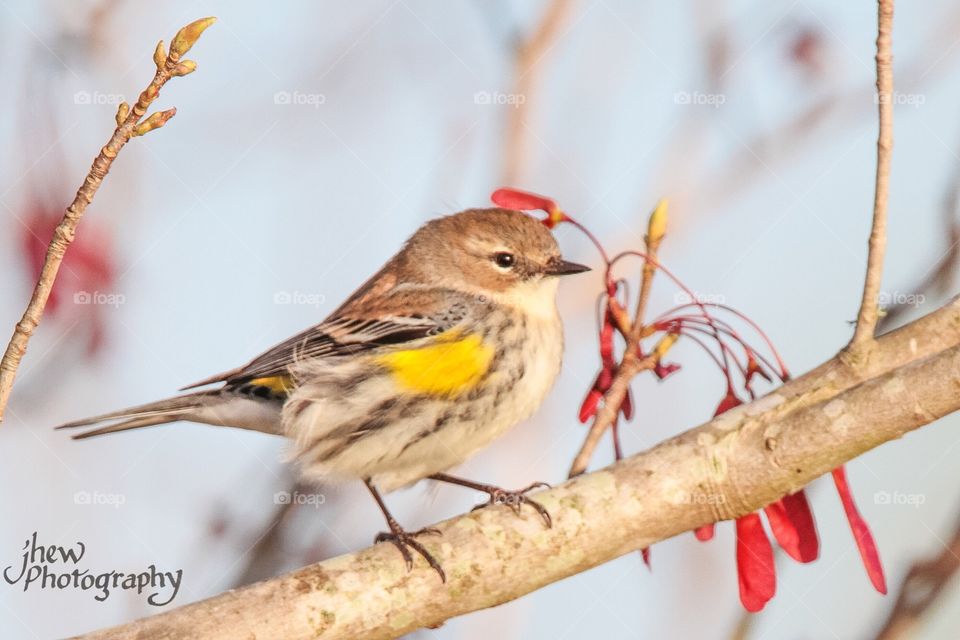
(56, 207, 590, 579)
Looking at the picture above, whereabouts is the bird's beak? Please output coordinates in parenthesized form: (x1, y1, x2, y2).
(544, 257, 591, 276)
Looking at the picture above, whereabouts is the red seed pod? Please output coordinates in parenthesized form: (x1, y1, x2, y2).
(832, 466, 886, 594)
(714, 388, 743, 416)
(578, 388, 603, 423)
(490, 188, 567, 228)
(620, 389, 634, 420)
(490, 187, 557, 212)
(694, 524, 715, 541)
(735, 513, 777, 612)
(764, 490, 819, 563)
(745, 353, 772, 383)
(654, 361, 681, 379)
(599, 316, 615, 363)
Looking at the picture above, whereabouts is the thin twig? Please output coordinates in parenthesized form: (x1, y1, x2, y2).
(568, 204, 669, 477)
(630, 200, 667, 342)
(0, 17, 215, 422)
(567, 350, 657, 477)
(850, 0, 895, 346)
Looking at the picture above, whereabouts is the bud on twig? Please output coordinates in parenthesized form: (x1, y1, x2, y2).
(170, 17, 216, 58)
(647, 198, 669, 246)
(153, 41, 167, 70)
(171, 60, 197, 77)
(133, 108, 177, 136)
(115, 102, 130, 127)
(652, 332, 678, 359)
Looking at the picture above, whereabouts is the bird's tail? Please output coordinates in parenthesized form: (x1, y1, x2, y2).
(55, 389, 283, 439)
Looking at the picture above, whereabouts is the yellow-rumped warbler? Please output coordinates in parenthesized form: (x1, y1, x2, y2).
(57, 207, 589, 578)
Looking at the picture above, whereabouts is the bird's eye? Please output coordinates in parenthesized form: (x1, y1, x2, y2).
(493, 252, 516, 269)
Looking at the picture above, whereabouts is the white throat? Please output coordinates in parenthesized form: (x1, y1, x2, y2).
(501, 277, 560, 321)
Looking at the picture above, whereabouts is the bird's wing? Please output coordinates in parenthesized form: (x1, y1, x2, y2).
(181, 287, 471, 390)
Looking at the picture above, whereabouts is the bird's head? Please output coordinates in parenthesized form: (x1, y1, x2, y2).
(400, 208, 590, 308)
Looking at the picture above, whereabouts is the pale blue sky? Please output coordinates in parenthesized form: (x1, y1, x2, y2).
(2, 1, 960, 638)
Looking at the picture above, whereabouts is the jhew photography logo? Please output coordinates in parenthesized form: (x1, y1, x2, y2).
(3, 531, 183, 606)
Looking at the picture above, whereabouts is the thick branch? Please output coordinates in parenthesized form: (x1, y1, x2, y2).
(851, 0, 895, 346)
(74, 297, 960, 640)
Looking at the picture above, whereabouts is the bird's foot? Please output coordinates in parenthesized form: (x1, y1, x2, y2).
(471, 481, 553, 528)
(374, 520, 445, 582)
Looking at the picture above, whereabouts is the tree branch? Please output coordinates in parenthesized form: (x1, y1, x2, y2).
(568, 202, 670, 477)
(72, 296, 960, 640)
(0, 16, 215, 423)
(851, 0, 895, 346)
(501, 0, 573, 184)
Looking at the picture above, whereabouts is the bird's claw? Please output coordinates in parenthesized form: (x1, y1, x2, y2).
(374, 525, 445, 582)
(472, 481, 553, 528)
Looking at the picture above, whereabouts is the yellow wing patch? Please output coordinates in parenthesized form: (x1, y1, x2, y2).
(249, 375, 293, 394)
(374, 330, 493, 397)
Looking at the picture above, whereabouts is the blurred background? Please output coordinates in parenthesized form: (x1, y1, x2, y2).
(2, 1, 960, 638)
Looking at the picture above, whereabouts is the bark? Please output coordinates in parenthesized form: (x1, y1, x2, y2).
(72, 297, 960, 640)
